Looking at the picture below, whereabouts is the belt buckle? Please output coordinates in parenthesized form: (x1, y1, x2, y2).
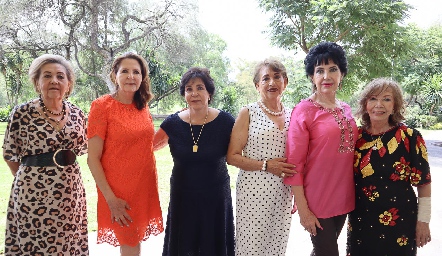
(53, 149, 67, 168)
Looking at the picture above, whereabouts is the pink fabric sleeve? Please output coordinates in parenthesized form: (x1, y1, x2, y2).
(284, 103, 309, 186)
(87, 98, 108, 140)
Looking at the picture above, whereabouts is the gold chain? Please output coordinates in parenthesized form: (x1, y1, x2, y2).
(189, 109, 209, 152)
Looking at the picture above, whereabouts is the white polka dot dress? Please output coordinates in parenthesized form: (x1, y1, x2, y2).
(235, 102, 292, 256)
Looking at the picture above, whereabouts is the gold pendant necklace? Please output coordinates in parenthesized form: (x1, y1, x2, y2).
(189, 109, 209, 153)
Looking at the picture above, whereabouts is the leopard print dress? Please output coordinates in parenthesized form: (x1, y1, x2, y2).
(2, 100, 89, 255)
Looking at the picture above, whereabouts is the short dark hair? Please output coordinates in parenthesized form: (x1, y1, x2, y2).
(304, 42, 348, 91)
(179, 67, 215, 104)
(109, 52, 153, 110)
(356, 78, 405, 130)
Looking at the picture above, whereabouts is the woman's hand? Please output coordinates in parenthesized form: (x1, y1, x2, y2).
(416, 221, 431, 247)
(298, 207, 322, 236)
(266, 157, 296, 178)
(107, 196, 133, 227)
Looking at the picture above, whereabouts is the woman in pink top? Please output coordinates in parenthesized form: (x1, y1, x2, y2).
(284, 42, 357, 256)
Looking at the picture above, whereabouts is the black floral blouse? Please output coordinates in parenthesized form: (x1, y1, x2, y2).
(347, 124, 431, 256)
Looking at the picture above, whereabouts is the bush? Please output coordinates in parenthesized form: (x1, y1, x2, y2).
(429, 122, 442, 130)
(0, 106, 12, 122)
(405, 106, 438, 129)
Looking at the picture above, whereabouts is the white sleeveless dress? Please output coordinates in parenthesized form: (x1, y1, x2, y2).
(235, 102, 293, 256)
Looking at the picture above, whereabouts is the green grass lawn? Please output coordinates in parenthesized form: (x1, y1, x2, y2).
(0, 121, 239, 253)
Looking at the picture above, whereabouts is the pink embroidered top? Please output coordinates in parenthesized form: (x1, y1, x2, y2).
(284, 99, 357, 218)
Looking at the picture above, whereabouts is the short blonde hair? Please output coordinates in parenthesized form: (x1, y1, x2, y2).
(356, 78, 405, 129)
(253, 58, 288, 86)
(28, 54, 76, 97)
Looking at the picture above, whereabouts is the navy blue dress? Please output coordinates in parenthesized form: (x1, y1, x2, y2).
(161, 110, 235, 256)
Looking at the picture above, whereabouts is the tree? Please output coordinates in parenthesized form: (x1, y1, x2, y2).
(0, 0, 180, 93)
(0, 0, 232, 112)
(0, 51, 33, 107)
(257, 0, 411, 90)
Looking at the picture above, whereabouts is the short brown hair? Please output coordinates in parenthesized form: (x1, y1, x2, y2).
(28, 54, 75, 97)
(253, 58, 288, 86)
(109, 52, 154, 110)
(356, 78, 405, 129)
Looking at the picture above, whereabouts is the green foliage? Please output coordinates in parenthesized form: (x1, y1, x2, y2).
(396, 24, 442, 120)
(429, 123, 442, 130)
(257, 0, 411, 93)
(405, 106, 438, 129)
(0, 51, 34, 107)
(218, 85, 239, 116)
(0, 105, 11, 122)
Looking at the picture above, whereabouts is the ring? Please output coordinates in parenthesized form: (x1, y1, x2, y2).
(281, 172, 285, 178)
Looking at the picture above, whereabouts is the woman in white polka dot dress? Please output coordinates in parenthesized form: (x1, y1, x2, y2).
(227, 58, 296, 255)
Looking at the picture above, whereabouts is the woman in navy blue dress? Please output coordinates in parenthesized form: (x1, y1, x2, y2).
(154, 67, 235, 256)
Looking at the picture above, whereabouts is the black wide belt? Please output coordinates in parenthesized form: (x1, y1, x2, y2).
(21, 149, 77, 168)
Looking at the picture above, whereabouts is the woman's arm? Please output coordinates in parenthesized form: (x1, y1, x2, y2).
(3, 152, 19, 176)
(292, 185, 322, 236)
(226, 107, 295, 177)
(153, 128, 169, 151)
(416, 183, 431, 247)
(87, 135, 132, 227)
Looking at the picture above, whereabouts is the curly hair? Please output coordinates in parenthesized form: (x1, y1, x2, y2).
(109, 52, 154, 110)
(179, 67, 215, 104)
(252, 58, 288, 86)
(28, 54, 76, 97)
(304, 42, 348, 92)
(356, 78, 405, 130)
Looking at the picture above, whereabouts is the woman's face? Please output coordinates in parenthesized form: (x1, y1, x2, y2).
(310, 60, 343, 95)
(255, 66, 287, 102)
(115, 58, 142, 93)
(184, 77, 211, 109)
(366, 87, 395, 125)
(38, 63, 70, 101)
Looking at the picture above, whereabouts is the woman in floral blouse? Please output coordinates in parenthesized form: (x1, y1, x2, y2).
(347, 78, 432, 256)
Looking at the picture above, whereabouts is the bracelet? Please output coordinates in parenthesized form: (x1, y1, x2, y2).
(418, 197, 431, 223)
(261, 159, 267, 171)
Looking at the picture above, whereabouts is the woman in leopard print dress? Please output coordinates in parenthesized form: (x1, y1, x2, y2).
(2, 54, 89, 255)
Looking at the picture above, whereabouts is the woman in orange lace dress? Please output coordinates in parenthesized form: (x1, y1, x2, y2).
(87, 52, 163, 255)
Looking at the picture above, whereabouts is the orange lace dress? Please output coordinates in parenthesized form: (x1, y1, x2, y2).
(87, 94, 163, 246)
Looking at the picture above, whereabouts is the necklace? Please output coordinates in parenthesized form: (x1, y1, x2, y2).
(258, 100, 284, 116)
(39, 98, 66, 130)
(189, 109, 209, 153)
(370, 128, 390, 150)
(309, 99, 354, 153)
(370, 133, 385, 150)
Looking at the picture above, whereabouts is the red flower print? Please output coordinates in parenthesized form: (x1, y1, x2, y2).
(392, 157, 411, 181)
(379, 208, 399, 226)
(390, 173, 401, 181)
(397, 235, 408, 246)
(362, 186, 379, 201)
(410, 168, 422, 185)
